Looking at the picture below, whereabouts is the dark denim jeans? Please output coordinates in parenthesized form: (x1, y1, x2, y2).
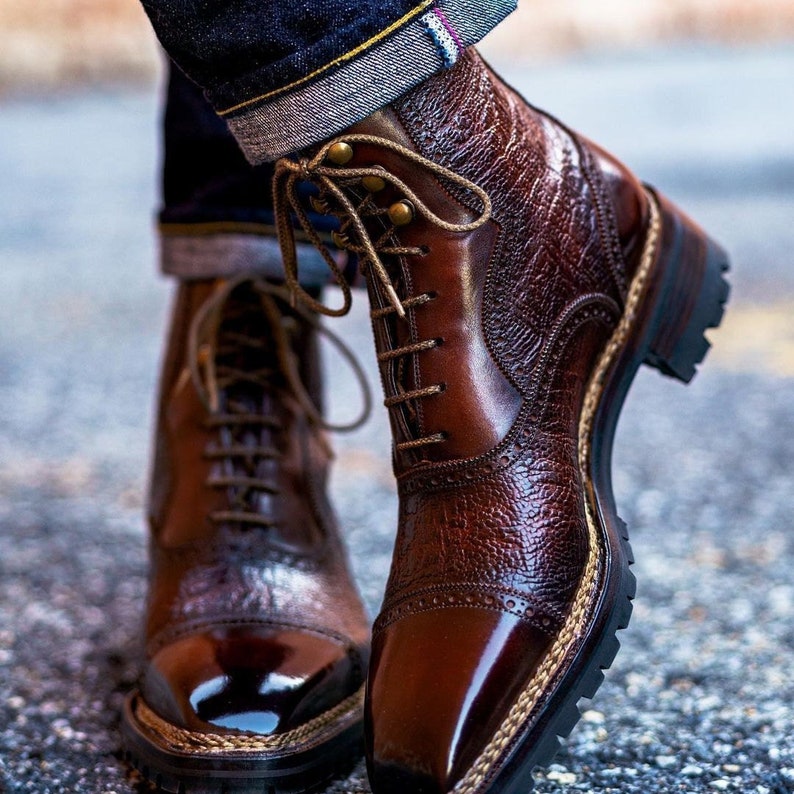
(150, 0, 517, 281)
(160, 63, 353, 285)
(141, 0, 515, 162)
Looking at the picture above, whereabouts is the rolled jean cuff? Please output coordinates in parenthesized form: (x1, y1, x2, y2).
(217, 0, 516, 164)
(159, 224, 356, 288)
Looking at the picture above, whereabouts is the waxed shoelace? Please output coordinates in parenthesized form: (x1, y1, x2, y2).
(272, 134, 492, 451)
(273, 133, 492, 319)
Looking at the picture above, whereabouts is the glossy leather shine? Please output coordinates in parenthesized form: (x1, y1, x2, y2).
(141, 626, 362, 734)
(367, 609, 551, 794)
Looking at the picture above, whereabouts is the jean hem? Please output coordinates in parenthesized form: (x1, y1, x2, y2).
(160, 227, 352, 287)
(223, 0, 516, 163)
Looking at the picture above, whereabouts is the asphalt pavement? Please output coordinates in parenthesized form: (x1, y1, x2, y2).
(0, 44, 793, 794)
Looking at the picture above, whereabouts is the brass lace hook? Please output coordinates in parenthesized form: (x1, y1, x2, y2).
(273, 133, 492, 319)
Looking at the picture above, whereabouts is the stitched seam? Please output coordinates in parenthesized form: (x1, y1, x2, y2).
(453, 193, 662, 794)
(579, 142, 629, 300)
(396, 296, 619, 494)
(379, 582, 568, 623)
(147, 618, 353, 658)
(218, 0, 435, 116)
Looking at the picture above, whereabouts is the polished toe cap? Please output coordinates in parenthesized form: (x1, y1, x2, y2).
(141, 625, 366, 734)
(366, 607, 554, 793)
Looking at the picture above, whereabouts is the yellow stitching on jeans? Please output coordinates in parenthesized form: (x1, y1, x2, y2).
(133, 685, 365, 754)
(159, 221, 278, 237)
(453, 194, 662, 793)
(218, 0, 435, 116)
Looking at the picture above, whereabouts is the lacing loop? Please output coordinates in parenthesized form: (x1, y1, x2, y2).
(187, 275, 373, 526)
(188, 275, 371, 433)
(273, 134, 492, 320)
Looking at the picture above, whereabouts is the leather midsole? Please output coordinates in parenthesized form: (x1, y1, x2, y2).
(127, 685, 365, 757)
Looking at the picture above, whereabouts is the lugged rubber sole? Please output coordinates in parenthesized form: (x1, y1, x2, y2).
(454, 189, 730, 794)
(120, 688, 365, 794)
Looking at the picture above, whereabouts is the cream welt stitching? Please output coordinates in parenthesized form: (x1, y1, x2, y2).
(453, 194, 662, 794)
(218, 0, 435, 116)
(133, 685, 364, 754)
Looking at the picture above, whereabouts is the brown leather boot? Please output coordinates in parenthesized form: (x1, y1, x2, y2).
(121, 277, 371, 793)
(272, 50, 729, 794)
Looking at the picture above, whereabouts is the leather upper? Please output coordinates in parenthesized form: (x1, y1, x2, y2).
(317, 50, 654, 791)
(141, 280, 370, 734)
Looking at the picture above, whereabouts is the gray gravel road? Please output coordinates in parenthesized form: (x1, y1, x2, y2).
(1, 45, 793, 794)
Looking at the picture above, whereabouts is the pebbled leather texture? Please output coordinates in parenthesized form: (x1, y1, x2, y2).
(140, 280, 370, 737)
(332, 50, 653, 792)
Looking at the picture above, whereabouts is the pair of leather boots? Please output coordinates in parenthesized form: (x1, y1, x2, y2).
(121, 51, 728, 794)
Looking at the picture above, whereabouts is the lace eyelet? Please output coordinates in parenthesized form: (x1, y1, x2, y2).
(362, 175, 386, 193)
(388, 200, 414, 227)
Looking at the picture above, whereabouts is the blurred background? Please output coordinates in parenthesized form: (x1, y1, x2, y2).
(0, 3, 792, 794)
(1, 0, 793, 91)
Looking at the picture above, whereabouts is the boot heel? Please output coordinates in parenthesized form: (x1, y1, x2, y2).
(641, 190, 730, 383)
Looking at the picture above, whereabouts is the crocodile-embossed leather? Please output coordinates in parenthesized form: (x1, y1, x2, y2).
(328, 50, 651, 792)
(139, 280, 370, 737)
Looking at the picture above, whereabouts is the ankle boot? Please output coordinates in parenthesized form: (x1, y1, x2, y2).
(272, 49, 729, 794)
(121, 277, 371, 793)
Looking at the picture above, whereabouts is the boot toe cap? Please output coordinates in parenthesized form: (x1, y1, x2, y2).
(366, 606, 554, 793)
(141, 624, 366, 735)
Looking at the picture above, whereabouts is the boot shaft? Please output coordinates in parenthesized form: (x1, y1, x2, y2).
(317, 49, 650, 470)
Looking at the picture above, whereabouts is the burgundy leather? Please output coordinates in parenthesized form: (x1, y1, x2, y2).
(140, 280, 370, 736)
(326, 50, 652, 791)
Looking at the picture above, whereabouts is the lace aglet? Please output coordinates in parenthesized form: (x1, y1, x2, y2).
(385, 284, 406, 318)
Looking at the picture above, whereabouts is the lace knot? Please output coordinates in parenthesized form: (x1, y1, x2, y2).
(273, 134, 492, 320)
(297, 157, 313, 180)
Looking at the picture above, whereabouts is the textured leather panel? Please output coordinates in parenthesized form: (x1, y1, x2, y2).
(394, 54, 625, 397)
(146, 538, 368, 656)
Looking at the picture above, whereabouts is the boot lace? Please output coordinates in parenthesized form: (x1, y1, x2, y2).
(273, 134, 491, 451)
(187, 276, 371, 527)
